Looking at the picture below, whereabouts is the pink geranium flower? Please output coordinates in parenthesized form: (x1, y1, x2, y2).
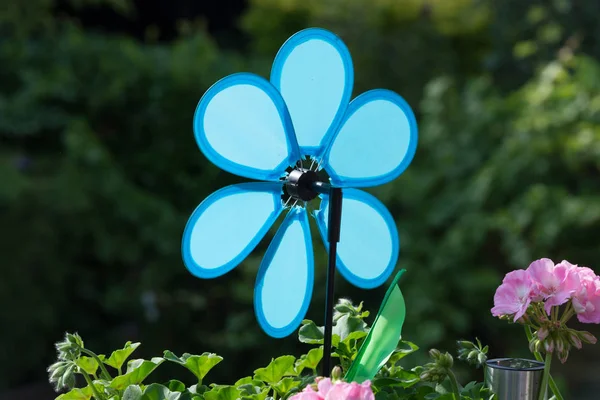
(571, 266, 600, 324)
(324, 381, 374, 400)
(491, 269, 534, 322)
(290, 379, 374, 400)
(291, 386, 323, 400)
(526, 258, 579, 314)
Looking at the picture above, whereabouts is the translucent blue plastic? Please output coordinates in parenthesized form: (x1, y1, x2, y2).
(182, 183, 283, 279)
(254, 208, 314, 338)
(271, 28, 354, 157)
(315, 189, 399, 289)
(194, 73, 301, 181)
(324, 89, 418, 188)
(184, 28, 419, 339)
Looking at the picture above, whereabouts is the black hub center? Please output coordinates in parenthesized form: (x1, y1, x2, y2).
(285, 168, 321, 202)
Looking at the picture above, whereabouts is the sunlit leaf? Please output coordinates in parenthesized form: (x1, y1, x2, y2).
(163, 351, 223, 383)
(110, 358, 164, 390)
(253, 356, 296, 385)
(105, 342, 141, 371)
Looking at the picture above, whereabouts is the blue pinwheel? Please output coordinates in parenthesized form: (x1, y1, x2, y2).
(182, 28, 417, 338)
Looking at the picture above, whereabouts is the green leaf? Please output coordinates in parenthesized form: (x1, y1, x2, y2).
(333, 314, 368, 341)
(253, 356, 296, 385)
(298, 321, 324, 344)
(372, 370, 420, 389)
(142, 383, 182, 400)
(110, 358, 165, 390)
(234, 377, 264, 387)
(272, 377, 300, 397)
(163, 351, 223, 382)
(296, 347, 323, 372)
(387, 341, 419, 365)
(123, 385, 143, 400)
(188, 384, 209, 395)
(341, 331, 368, 345)
(166, 380, 186, 392)
(76, 356, 100, 376)
(105, 342, 141, 371)
(238, 384, 270, 400)
(235, 377, 253, 386)
(56, 387, 92, 400)
(204, 386, 242, 400)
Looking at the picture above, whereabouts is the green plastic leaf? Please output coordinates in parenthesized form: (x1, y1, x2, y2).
(105, 342, 141, 370)
(204, 386, 242, 400)
(345, 270, 407, 383)
(253, 356, 296, 385)
(123, 385, 144, 400)
(110, 358, 165, 390)
(164, 351, 223, 382)
(76, 356, 100, 376)
(142, 383, 182, 400)
(56, 387, 92, 400)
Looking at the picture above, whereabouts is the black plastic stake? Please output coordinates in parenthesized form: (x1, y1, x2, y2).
(285, 170, 343, 377)
(321, 187, 342, 377)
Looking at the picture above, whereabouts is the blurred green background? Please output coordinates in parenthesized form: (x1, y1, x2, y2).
(1, 0, 599, 398)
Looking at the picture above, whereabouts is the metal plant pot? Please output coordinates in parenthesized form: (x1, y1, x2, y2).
(485, 358, 547, 400)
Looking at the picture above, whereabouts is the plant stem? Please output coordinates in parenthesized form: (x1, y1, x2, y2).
(82, 349, 112, 381)
(525, 326, 564, 400)
(447, 370, 461, 400)
(560, 303, 574, 324)
(538, 351, 552, 400)
(81, 370, 105, 400)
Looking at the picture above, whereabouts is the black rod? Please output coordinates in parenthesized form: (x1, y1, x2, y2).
(322, 187, 342, 377)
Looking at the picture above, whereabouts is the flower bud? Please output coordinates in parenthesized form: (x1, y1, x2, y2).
(419, 371, 431, 381)
(429, 349, 442, 360)
(555, 337, 565, 353)
(467, 350, 478, 361)
(543, 338, 555, 353)
(537, 327, 549, 341)
(558, 348, 569, 364)
(578, 331, 598, 345)
(438, 352, 454, 370)
(529, 338, 540, 354)
(331, 366, 342, 381)
(478, 352, 488, 365)
(457, 340, 475, 350)
(568, 331, 582, 349)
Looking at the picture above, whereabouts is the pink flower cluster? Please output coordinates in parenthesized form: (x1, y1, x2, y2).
(491, 258, 600, 323)
(289, 378, 374, 400)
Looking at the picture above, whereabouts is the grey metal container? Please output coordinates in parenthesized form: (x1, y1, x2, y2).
(485, 358, 546, 400)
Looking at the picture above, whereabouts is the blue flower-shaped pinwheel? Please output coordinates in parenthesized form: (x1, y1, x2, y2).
(182, 28, 417, 338)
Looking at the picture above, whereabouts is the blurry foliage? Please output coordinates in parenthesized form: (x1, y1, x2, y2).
(1, 0, 599, 397)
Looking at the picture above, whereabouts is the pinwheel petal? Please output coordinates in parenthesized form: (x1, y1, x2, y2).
(271, 28, 353, 157)
(254, 208, 314, 338)
(315, 189, 399, 289)
(182, 183, 283, 279)
(323, 89, 418, 188)
(194, 73, 301, 181)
